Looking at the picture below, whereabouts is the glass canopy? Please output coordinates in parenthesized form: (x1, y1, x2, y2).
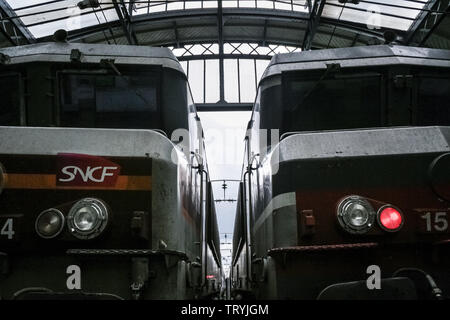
(4, 0, 432, 38)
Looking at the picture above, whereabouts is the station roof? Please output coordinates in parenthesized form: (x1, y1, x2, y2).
(0, 1, 448, 49)
(1, 1, 449, 109)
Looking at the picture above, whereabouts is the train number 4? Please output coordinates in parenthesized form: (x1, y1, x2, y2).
(0, 218, 15, 239)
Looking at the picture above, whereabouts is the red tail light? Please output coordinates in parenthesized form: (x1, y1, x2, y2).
(378, 205, 404, 232)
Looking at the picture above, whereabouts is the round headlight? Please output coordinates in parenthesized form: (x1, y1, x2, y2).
(35, 209, 65, 239)
(337, 195, 375, 234)
(67, 198, 109, 240)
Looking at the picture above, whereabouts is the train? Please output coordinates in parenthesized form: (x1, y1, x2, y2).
(231, 45, 450, 300)
(0, 39, 222, 299)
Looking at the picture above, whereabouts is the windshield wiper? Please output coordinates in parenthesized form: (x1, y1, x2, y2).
(100, 59, 152, 106)
(291, 63, 341, 111)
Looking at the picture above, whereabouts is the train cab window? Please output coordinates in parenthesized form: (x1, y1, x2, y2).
(0, 74, 21, 125)
(417, 76, 450, 126)
(59, 71, 160, 129)
(281, 73, 382, 132)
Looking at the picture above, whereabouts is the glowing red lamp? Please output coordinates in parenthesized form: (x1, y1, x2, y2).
(378, 206, 404, 232)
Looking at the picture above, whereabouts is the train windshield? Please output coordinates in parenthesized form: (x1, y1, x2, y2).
(276, 70, 450, 133)
(417, 76, 450, 126)
(59, 70, 160, 129)
(282, 72, 382, 132)
(0, 74, 21, 126)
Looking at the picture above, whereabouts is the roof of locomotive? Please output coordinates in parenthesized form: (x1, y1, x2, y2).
(0, 42, 183, 73)
(261, 45, 450, 81)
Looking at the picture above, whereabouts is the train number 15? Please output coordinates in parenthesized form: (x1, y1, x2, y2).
(421, 212, 448, 232)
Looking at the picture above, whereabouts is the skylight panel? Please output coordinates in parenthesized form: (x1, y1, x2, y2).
(6, 0, 118, 38)
(322, 0, 430, 31)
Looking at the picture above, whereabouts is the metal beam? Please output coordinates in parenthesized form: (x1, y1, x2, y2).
(218, 0, 225, 103)
(419, 0, 450, 46)
(404, 0, 449, 46)
(130, 8, 384, 40)
(302, 0, 326, 50)
(131, 8, 310, 25)
(0, 0, 35, 45)
(196, 103, 253, 112)
(48, 7, 385, 48)
(351, 33, 359, 47)
(173, 21, 180, 47)
(177, 53, 272, 62)
(404, 0, 444, 45)
(0, 10, 16, 45)
(112, 0, 138, 45)
(262, 19, 268, 46)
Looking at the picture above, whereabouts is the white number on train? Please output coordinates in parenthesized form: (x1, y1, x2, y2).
(0, 218, 15, 239)
(421, 212, 448, 232)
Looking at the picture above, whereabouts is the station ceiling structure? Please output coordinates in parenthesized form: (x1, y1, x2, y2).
(1, 0, 449, 110)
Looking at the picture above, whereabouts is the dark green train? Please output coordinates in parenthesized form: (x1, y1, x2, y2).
(232, 45, 450, 300)
(0, 41, 222, 299)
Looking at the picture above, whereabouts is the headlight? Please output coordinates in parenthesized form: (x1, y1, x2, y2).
(67, 198, 109, 240)
(35, 209, 65, 239)
(337, 195, 375, 234)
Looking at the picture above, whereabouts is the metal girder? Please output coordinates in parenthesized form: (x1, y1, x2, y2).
(173, 21, 180, 48)
(351, 33, 359, 47)
(404, 0, 450, 46)
(262, 19, 268, 46)
(0, 13, 15, 45)
(0, 0, 35, 45)
(131, 8, 309, 25)
(177, 53, 272, 62)
(218, 0, 225, 103)
(302, 0, 326, 51)
(130, 8, 383, 42)
(405, 0, 440, 42)
(196, 103, 253, 112)
(60, 7, 384, 46)
(112, 0, 138, 45)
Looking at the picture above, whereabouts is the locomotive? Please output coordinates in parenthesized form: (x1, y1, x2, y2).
(0, 40, 222, 299)
(231, 45, 450, 299)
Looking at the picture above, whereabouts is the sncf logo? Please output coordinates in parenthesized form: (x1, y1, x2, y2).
(56, 153, 121, 187)
(59, 166, 118, 183)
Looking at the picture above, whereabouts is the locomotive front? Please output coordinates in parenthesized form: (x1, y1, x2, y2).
(232, 45, 450, 300)
(0, 42, 221, 299)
